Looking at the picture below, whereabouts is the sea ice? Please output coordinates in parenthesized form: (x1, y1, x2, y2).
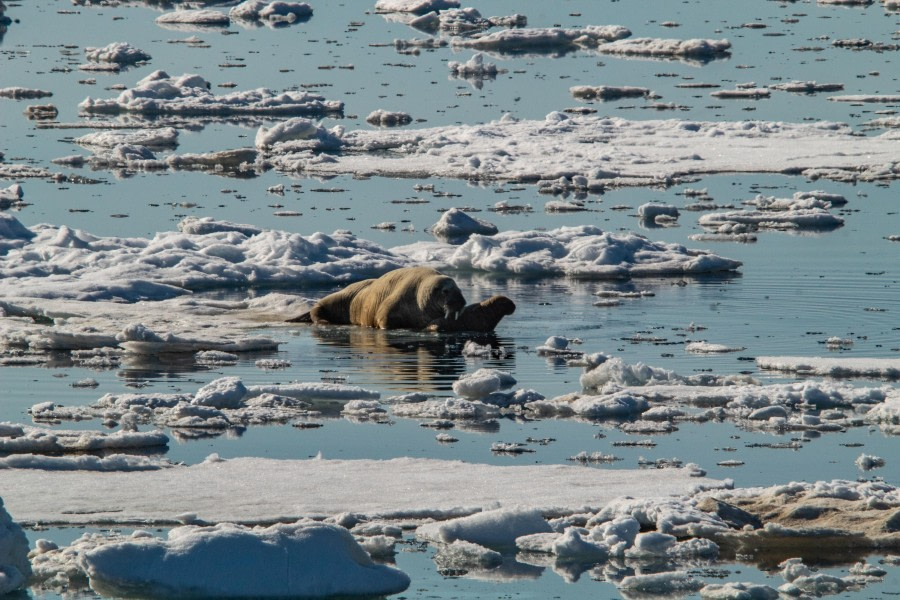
(79, 70, 343, 117)
(0, 454, 172, 471)
(618, 571, 703, 594)
(84, 42, 151, 65)
(0, 496, 30, 595)
(700, 581, 779, 599)
(0, 423, 168, 454)
(451, 25, 631, 53)
(2, 457, 715, 525)
(600, 37, 731, 60)
(393, 225, 741, 279)
(448, 53, 499, 77)
(365, 109, 412, 126)
(417, 507, 552, 548)
(155, 9, 230, 26)
(638, 202, 679, 222)
(268, 114, 900, 186)
(229, 0, 313, 25)
(571, 85, 652, 101)
(685, 341, 745, 353)
(374, 0, 459, 13)
(80, 521, 410, 598)
(0, 87, 52, 99)
(74, 127, 178, 149)
(452, 368, 516, 398)
(756, 356, 900, 379)
(430, 207, 498, 241)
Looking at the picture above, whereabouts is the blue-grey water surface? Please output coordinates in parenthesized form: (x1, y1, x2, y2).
(2, 0, 899, 598)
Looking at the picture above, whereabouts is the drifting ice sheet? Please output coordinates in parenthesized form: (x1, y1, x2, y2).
(80, 521, 410, 598)
(79, 70, 343, 116)
(1, 457, 718, 525)
(757, 356, 900, 379)
(268, 114, 900, 186)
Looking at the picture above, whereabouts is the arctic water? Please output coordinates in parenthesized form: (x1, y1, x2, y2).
(1, 0, 899, 598)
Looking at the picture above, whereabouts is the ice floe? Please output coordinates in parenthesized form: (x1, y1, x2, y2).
(375, 0, 459, 14)
(448, 53, 502, 88)
(1, 456, 714, 525)
(571, 85, 653, 101)
(267, 114, 900, 186)
(0, 453, 173, 471)
(451, 25, 631, 54)
(0, 423, 168, 454)
(410, 8, 524, 34)
(83, 42, 151, 67)
(429, 207, 498, 241)
(394, 225, 741, 278)
(0, 87, 52, 99)
(365, 109, 412, 126)
(28, 376, 379, 431)
(155, 9, 230, 27)
(597, 38, 732, 62)
(0, 496, 30, 595)
(79, 70, 343, 117)
(699, 200, 844, 232)
(73, 127, 178, 149)
(418, 507, 551, 548)
(771, 81, 844, 93)
(80, 521, 410, 598)
(229, 0, 313, 26)
(757, 356, 900, 379)
(685, 341, 746, 353)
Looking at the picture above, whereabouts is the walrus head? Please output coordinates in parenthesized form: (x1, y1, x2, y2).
(481, 295, 516, 317)
(418, 275, 466, 321)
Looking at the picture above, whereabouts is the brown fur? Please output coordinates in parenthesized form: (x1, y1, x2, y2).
(426, 295, 516, 332)
(287, 267, 466, 330)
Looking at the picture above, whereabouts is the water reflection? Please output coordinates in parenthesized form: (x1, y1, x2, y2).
(308, 325, 515, 394)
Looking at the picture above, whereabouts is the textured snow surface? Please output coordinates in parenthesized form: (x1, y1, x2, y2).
(1, 457, 716, 525)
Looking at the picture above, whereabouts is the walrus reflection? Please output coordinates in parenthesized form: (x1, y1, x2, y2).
(309, 326, 513, 394)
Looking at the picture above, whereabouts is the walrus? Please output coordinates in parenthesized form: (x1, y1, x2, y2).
(425, 295, 516, 333)
(287, 267, 468, 330)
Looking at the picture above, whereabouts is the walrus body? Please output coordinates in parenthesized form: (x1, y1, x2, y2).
(426, 295, 516, 333)
(287, 267, 467, 330)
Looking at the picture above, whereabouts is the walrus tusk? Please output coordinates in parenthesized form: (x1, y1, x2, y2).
(445, 308, 451, 319)
(454, 310, 460, 321)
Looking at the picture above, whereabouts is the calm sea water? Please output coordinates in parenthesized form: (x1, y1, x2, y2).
(2, 0, 899, 598)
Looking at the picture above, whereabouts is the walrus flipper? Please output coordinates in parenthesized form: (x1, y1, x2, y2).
(286, 311, 313, 323)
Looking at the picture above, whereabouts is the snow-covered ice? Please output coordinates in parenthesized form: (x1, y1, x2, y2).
(417, 507, 551, 548)
(84, 42, 151, 66)
(268, 114, 900, 186)
(80, 521, 410, 598)
(757, 356, 900, 379)
(79, 71, 343, 117)
(450, 26, 631, 53)
(155, 9, 230, 27)
(229, 1, 313, 26)
(375, 0, 459, 14)
(0, 496, 30, 595)
(430, 207, 498, 241)
(1, 457, 718, 525)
